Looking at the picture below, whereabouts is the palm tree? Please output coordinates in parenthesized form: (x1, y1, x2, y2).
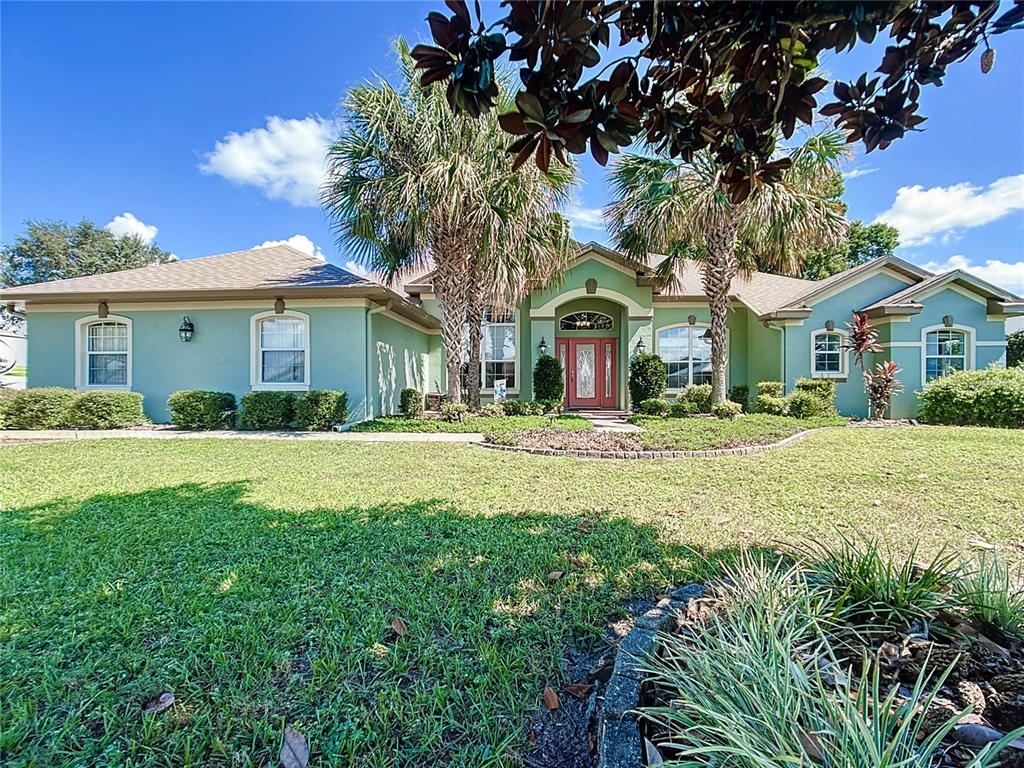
(322, 40, 574, 404)
(606, 131, 848, 405)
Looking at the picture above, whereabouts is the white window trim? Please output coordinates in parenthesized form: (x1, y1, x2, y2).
(475, 312, 520, 395)
(654, 322, 728, 392)
(921, 323, 974, 384)
(74, 315, 133, 391)
(250, 309, 311, 391)
(810, 328, 849, 379)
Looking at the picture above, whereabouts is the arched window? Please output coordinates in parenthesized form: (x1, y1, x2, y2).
(75, 316, 132, 389)
(811, 329, 848, 378)
(657, 325, 713, 389)
(560, 311, 613, 331)
(250, 311, 310, 390)
(924, 328, 968, 381)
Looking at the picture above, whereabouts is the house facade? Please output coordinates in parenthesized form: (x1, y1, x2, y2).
(2, 242, 1021, 422)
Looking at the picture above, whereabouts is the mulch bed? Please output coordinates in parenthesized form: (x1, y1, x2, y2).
(496, 427, 643, 453)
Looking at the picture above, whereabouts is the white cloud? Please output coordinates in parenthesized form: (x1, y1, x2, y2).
(843, 167, 878, 180)
(105, 212, 158, 243)
(566, 200, 605, 233)
(343, 260, 371, 278)
(874, 174, 1024, 246)
(200, 115, 338, 207)
(255, 234, 324, 260)
(919, 254, 1024, 295)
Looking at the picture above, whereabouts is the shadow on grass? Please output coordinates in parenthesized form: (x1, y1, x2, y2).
(2, 481, 716, 767)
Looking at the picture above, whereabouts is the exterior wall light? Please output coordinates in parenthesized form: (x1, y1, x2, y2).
(634, 337, 646, 355)
(274, 298, 285, 314)
(943, 314, 954, 327)
(538, 337, 548, 356)
(825, 319, 835, 331)
(178, 316, 195, 343)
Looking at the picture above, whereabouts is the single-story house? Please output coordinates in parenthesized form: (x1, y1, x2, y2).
(1, 241, 1021, 422)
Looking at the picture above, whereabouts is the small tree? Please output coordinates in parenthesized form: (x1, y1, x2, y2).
(628, 353, 667, 409)
(1008, 329, 1024, 368)
(864, 361, 904, 419)
(533, 354, 564, 403)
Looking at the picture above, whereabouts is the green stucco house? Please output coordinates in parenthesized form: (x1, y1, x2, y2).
(2, 241, 1021, 422)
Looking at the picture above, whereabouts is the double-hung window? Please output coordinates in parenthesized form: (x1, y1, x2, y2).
(658, 326, 713, 389)
(924, 329, 966, 381)
(462, 309, 517, 390)
(85, 321, 130, 387)
(251, 311, 309, 390)
(811, 330, 846, 378)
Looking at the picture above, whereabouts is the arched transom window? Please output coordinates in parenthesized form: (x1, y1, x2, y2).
(560, 311, 613, 331)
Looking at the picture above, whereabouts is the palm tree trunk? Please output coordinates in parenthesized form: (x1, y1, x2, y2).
(433, 242, 470, 404)
(465, 285, 484, 410)
(702, 214, 741, 405)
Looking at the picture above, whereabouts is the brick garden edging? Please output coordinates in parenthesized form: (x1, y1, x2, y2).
(598, 584, 706, 768)
(480, 426, 830, 459)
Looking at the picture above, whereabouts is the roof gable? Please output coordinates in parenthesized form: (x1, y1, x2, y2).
(860, 269, 1024, 318)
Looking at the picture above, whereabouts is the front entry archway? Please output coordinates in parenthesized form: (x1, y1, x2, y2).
(558, 337, 617, 409)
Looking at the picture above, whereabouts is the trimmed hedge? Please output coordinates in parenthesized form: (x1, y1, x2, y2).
(503, 399, 546, 416)
(239, 391, 295, 430)
(756, 394, 787, 415)
(399, 388, 423, 418)
(918, 366, 1024, 428)
(3, 387, 79, 429)
(679, 384, 713, 413)
(638, 398, 669, 416)
(756, 381, 784, 398)
(785, 389, 833, 419)
(0, 387, 17, 428)
(670, 399, 698, 418)
(711, 400, 742, 420)
(794, 377, 837, 413)
(629, 353, 666, 407)
(68, 391, 145, 429)
(1008, 330, 1023, 368)
(293, 390, 348, 431)
(728, 384, 750, 409)
(533, 354, 564, 402)
(168, 390, 237, 430)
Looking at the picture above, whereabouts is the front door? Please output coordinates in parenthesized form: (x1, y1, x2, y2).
(560, 337, 616, 409)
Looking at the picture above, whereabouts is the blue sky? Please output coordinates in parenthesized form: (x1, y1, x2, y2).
(2, 1, 1022, 293)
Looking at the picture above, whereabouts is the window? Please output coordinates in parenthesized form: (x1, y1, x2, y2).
(462, 309, 517, 390)
(811, 330, 847, 378)
(925, 329, 967, 381)
(251, 311, 309, 390)
(658, 325, 713, 389)
(76, 316, 132, 390)
(560, 311, 613, 331)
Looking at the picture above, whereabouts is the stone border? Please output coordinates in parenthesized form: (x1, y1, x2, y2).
(598, 584, 705, 768)
(480, 427, 830, 460)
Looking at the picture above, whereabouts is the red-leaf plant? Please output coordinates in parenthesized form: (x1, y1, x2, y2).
(864, 360, 904, 420)
(845, 312, 881, 369)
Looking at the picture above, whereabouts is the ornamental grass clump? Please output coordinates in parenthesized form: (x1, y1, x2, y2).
(955, 552, 1024, 639)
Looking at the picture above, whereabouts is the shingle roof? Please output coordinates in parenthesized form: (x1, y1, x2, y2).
(652, 258, 816, 315)
(860, 269, 1024, 313)
(0, 244, 373, 297)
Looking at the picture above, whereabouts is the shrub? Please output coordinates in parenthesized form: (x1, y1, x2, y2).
(711, 400, 742, 420)
(399, 388, 423, 418)
(794, 378, 836, 412)
(533, 354, 564, 402)
(503, 399, 545, 416)
(756, 380, 784, 398)
(755, 394, 787, 415)
(3, 387, 78, 429)
(918, 366, 1024, 428)
(670, 399, 698, 418)
(864, 360, 903, 419)
(477, 402, 504, 417)
(785, 389, 832, 419)
(1009, 329, 1024, 368)
(629, 352, 666, 407)
(240, 391, 295, 430)
(168, 390, 237, 430)
(293, 390, 348, 431)
(954, 552, 1024, 637)
(680, 384, 712, 413)
(538, 399, 563, 415)
(728, 384, 750, 409)
(69, 391, 145, 429)
(0, 387, 17, 428)
(639, 398, 669, 416)
(439, 401, 469, 422)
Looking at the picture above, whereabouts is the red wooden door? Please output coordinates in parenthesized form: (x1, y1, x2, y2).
(561, 338, 616, 409)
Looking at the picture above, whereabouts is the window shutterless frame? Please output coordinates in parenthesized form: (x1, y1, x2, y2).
(74, 315, 132, 391)
(249, 309, 310, 391)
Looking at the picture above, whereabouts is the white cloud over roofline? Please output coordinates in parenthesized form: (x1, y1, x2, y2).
(105, 212, 158, 243)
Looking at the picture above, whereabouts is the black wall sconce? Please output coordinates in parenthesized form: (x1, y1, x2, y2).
(825, 319, 835, 332)
(178, 316, 195, 343)
(538, 336, 548, 356)
(634, 337, 646, 355)
(943, 314, 954, 327)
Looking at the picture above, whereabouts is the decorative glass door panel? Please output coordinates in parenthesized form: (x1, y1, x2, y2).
(575, 344, 596, 399)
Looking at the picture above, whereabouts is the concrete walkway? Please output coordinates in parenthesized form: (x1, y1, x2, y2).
(574, 411, 642, 433)
(0, 427, 485, 444)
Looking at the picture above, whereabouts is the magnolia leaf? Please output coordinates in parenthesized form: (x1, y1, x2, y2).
(566, 555, 585, 568)
(280, 727, 309, 768)
(543, 686, 560, 710)
(142, 692, 175, 714)
(562, 682, 593, 699)
(391, 617, 408, 636)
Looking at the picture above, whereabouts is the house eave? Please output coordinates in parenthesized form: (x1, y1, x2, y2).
(860, 303, 924, 319)
(761, 307, 813, 321)
(987, 299, 1024, 316)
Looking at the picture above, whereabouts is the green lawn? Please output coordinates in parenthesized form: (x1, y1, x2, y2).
(2, 428, 1023, 766)
(630, 413, 848, 451)
(349, 413, 591, 434)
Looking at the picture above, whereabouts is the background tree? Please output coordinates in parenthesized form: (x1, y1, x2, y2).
(322, 41, 573, 404)
(1, 219, 174, 287)
(1008, 329, 1024, 367)
(608, 130, 847, 405)
(412, 2, 1022, 201)
(801, 220, 901, 280)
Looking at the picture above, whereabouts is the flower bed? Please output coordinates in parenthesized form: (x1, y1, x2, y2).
(350, 414, 591, 435)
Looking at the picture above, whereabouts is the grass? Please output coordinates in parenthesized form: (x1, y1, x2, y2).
(629, 413, 846, 451)
(2, 426, 1023, 766)
(348, 414, 591, 434)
